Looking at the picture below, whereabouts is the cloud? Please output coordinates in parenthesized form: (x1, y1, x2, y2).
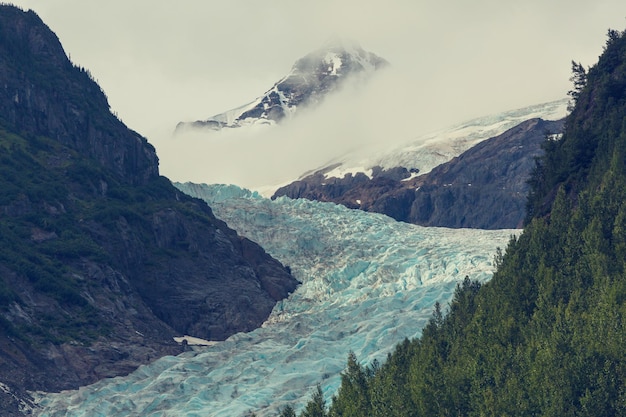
(156, 61, 548, 191)
(159, 70, 409, 190)
(10, 0, 626, 190)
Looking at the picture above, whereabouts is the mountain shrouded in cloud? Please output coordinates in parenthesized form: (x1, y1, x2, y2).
(175, 38, 389, 132)
(272, 106, 567, 229)
(10, 0, 626, 194)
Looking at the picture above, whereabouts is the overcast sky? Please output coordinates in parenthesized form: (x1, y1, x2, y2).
(10, 0, 626, 189)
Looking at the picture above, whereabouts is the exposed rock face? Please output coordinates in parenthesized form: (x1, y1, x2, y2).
(0, 7, 157, 185)
(176, 37, 389, 131)
(274, 165, 413, 209)
(0, 6, 298, 415)
(274, 118, 564, 229)
(405, 119, 564, 228)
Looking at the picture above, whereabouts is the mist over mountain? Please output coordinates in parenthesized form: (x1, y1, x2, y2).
(176, 38, 388, 132)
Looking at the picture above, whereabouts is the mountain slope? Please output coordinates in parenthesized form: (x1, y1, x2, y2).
(403, 118, 563, 228)
(175, 38, 388, 131)
(0, 6, 297, 415)
(274, 116, 564, 229)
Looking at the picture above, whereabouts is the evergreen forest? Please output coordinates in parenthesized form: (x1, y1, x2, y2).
(279, 26, 626, 417)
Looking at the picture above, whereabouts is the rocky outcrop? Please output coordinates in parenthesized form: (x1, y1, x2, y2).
(0, 6, 298, 415)
(404, 118, 564, 228)
(274, 118, 564, 229)
(176, 37, 389, 131)
(275, 166, 414, 209)
(0, 6, 157, 185)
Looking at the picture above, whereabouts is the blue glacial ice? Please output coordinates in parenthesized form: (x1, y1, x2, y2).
(34, 184, 518, 416)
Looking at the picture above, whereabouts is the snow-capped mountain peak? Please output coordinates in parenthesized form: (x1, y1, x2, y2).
(175, 38, 388, 132)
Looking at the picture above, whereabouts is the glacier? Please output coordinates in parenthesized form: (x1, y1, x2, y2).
(34, 185, 517, 416)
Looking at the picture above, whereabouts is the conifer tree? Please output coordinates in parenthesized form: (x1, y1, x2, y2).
(279, 404, 297, 417)
(567, 60, 587, 109)
(300, 385, 327, 417)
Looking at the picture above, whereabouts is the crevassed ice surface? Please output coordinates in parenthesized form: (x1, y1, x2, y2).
(35, 184, 517, 417)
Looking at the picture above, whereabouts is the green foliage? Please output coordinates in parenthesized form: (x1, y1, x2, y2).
(279, 405, 297, 417)
(568, 60, 588, 110)
(527, 27, 626, 221)
(301, 385, 328, 417)
(329, 352, 370, 417)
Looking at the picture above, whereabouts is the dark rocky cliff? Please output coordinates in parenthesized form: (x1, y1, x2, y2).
(405, 118, 564, 228)
(0, 6, 298, 415)
(0, 7, 157, 185)
(274, 118, 564, 229)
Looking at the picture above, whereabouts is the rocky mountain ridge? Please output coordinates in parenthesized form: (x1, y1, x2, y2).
(274, 118, 564, 229)
(0, 6, 298, 415)
(176, 38, 388, 132)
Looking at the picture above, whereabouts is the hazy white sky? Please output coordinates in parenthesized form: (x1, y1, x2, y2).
(10, 0, 626, 189)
